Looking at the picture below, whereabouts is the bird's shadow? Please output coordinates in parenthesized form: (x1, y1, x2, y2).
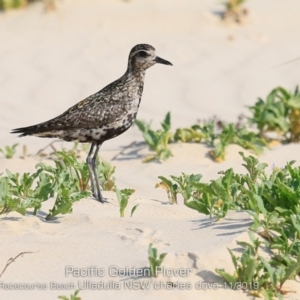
(111, 141, 156, 162)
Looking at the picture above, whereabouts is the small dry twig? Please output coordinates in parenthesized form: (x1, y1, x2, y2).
(35, 140, 62, 157)
(0, 252, 34, 279)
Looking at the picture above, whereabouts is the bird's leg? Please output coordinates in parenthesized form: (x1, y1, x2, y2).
(91, 143, 104, 203)
(86, 143, 96, 198)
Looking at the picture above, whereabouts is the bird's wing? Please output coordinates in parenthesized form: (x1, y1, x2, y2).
(11, 93, 133, 136)
(44, 94, 132, 130)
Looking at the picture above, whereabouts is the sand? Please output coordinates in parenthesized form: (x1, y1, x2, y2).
(0, 0, 300, 299)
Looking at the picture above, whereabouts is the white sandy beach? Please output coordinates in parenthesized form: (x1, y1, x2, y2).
(1, 0, 300, 299)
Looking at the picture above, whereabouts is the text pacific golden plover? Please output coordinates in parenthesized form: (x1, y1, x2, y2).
(11, 44, 172, 203)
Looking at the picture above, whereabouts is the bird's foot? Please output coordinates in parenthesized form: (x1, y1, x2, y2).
(93, 192, 105, 203)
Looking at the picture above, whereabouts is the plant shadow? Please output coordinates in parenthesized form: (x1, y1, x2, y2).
(211, 9, 224, 19)
(0, 216, 22, 221)
(35, 211, 61, 223)
(190, 213, 252, 236)
(0, 211, 61, 223)
(196, 269, 224, 284)
(118, 267, 152, 281)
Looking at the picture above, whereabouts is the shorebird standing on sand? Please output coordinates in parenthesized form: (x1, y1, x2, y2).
(11, 44, 172, 203)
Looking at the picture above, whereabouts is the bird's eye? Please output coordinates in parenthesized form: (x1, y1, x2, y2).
(138, 51, 148, 57)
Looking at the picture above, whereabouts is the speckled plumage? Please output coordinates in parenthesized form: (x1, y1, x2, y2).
(11, 44, 172, 202)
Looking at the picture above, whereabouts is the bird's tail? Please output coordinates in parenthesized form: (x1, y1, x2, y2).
(11, 124, 45, 137)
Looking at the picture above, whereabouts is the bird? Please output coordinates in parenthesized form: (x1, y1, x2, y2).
(11, 44, 172, 203)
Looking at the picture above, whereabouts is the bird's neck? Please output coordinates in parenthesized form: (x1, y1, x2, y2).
(125, 68, 146, 82)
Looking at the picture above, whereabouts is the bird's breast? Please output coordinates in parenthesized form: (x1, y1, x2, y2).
(130, 94, 141, 110)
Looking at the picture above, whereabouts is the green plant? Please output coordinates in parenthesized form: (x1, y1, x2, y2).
(216, 231, 300, 298)
(0, 0, 27, 9)
(132, 86, 300, 164)
(58, 290, 81, 300)
(161, 151, 300, 235)
(224, 0, 246, 14)
(155, 151, 300, 297)
(135, 112, 173, 162)
(130, 204, 139, 217)
(156, 173, 202, 204)
(155, 149, 300, 296)
(216, 232, 261, 294)
(190, 120, 217, 147)
(248, 86, 300, 142)
(136, 112, 268, 163)
(51, 151, 91, 191)
(0, 168, 53, 216)
(36, 152, 93, 220)
(0, 0, 55, 10)
(173, 125, 204, 143)
(209, 124, 267, 162)
(97, 158, 116, 191)
(0, 151, 92, 220)
(156, 169, 240, 219)
(187, 168, 241, 219)
(0, 143, 19, 159)
(115, 188, 135, 217)
(148, 243, 167, 277)
(0, 149, 122, 220)
(222, 0, 248, 23)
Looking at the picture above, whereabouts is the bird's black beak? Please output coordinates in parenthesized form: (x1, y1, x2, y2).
(154, 56, 173, 66)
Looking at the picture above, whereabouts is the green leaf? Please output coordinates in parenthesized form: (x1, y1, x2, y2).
(185, 199, 210, 215)
(161, 112, 171, 132)
(261, 258, 276, 286)
(148, 243, 167, 277)
(116, 188, 135, 217)
(130, 204, 139, 217)
(215, 268, 237, 286)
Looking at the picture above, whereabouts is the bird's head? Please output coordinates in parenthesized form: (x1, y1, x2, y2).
(128, 44, 172, 72)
